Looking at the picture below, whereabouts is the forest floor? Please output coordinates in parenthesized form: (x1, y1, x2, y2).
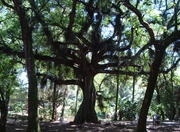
(6, 120, 180, 132)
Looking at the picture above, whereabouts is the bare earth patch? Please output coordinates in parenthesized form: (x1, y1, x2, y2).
(6, 120, 180, 132)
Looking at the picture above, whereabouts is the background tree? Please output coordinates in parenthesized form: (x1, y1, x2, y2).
(0, 55, 19, 132)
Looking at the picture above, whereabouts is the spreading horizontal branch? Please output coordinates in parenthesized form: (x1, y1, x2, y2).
(36, 73, 82, 86)
(0, 44, 75, 68)
(97, 62, 141, 70)
(97, 69, 149, 76)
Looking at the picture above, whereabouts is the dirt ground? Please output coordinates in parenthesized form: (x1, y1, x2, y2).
(6, 120, 180, 132)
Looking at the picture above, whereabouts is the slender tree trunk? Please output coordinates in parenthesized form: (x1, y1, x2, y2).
(136, 46, 166, 132)
(156, 87, 165, 120)
(175, 88, 180, 120)
(174, 0, 178, 31)
(13, 1, 40, 131)
(75, 86, 80, 114)
(74, 75, 98, 123)
(0, 101, 8, 132)
(114, 72, 119, 121)
(170, 70, 176, 120)
(132, 75, 136, 102)
(52, 83, 57, 121)
(60, 87, 67, 122)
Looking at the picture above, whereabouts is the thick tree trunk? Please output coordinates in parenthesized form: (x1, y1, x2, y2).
(0, 101, 8, 132)
(136, 46, 165, 132)
(74, 76, 98, 123)
(25, 31, 40, 132)
(13, 1, 40, 131)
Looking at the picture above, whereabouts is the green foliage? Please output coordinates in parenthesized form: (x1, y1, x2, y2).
(12, 102, 24, 113)
(118, 99, 138, 121)
(150, 72, 180, 120)
(0, 0, 179, 123)
(0, 55, 19, 102)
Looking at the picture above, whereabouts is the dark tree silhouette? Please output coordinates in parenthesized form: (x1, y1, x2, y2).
(0, 1, 179, 131)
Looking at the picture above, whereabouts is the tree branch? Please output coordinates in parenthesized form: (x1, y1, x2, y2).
(0, 44, 75, 67)
(122, 0, 155, 42)
(1, 0, 14, 9)
(161, 58, 180, 74)
(97, 69, 149, 76)
(97, 62, 141, 70)
(28, 0, 54, 45)
(163, 31, 180, 47)
(37, 73, 82, 86)
(77, 0, 94, 36)
(132, 42, 152, 60)
(66, 0, 77, 40)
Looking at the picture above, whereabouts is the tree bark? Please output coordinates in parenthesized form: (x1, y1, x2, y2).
(136, 45, 166, 132)
(175, 88, 180, 120)
(13, 1, 40, 131)
(114, 72, 119, 121)
(156, 87, 165, 120)
(132, 75, 136, 102)
(23, 21, 40, 132)
(52, 83, 57, 121)
(0, 101, 8, 132)
(75, 86, 80, 114)
(74, 75, 98, 123)
(60, 86, 67, 122)
(169, 70, 176, 120)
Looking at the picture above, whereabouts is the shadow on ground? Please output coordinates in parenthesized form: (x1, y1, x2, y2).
(6, 120, 180, 132)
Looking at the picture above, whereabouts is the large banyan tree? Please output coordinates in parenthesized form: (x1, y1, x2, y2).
(0, 0, 179, 132)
